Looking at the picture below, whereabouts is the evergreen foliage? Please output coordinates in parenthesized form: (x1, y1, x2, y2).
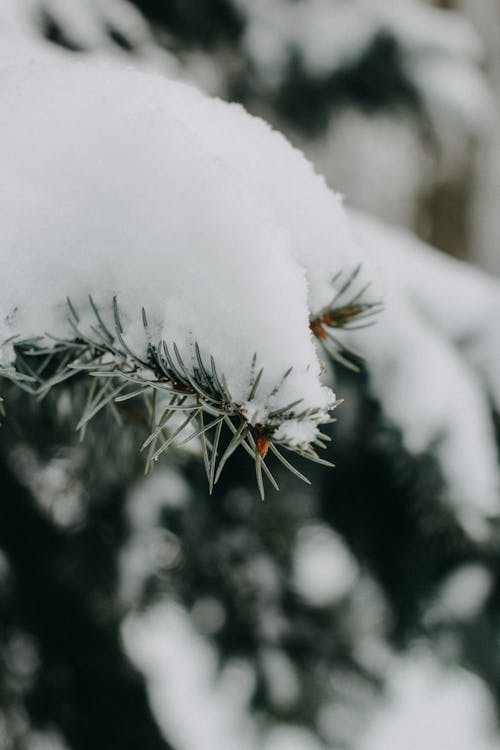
(0, 2, 499, 750)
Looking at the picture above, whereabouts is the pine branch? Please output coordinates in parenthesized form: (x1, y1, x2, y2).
(0, 296, 341, 498)
(309, 265, 383, 371)
(1, 265, 381, 496)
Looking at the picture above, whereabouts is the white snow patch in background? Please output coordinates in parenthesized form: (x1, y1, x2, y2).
(8, 445, 86, 528)
(128, 468, 190, 523)
(124, 602, 366, 750)
(241, 0, 493, 236)
(385, 0, 483, 61)
(0, 0, 179, 73)
(305, 109, 430, 229)
(123, 603, 258, 750)
(349, 211, 500, 537)
(292, 523, 358, 607)
(263, 725, 323, 750)
(358, 649, 500, 750)
(425, 564, 493, 625)
(352, 213, 500, 412)
(413, 56, 494, 180)
(239, 0, 375, 80)
(259, 647, 301, 709)
(0, 0, 64, 65)
(120, 468, 190, 606)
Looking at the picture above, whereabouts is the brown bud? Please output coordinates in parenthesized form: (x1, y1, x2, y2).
(257, 436, 270, 459)
(310, 318, 328, 340)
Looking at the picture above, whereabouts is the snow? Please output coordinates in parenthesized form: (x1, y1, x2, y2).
(413, 56, 494, 180)
(305, 109, 430, 229)
(263, 726, 323, 750)
(123, 603, 259, 750)
(348, 211, 500, 537)
(413, 56, 493, 139)
(425, 564, 493, 625)
(358, 649, 500, 750)
(384, 1, 483, 62)
(0, 3, 497, 523)
(0, 0, 179, 74)
(8, 444, 86, 528)
(1, 57, 496, 518)
(120, 468, 189, 606)
(0, 7, 499, 750)
(238, 0, 483, 83)
(123, 603, 328, 750)
(143, 66, 374, 317)
(33, 0, 148, 52)
(4, 0, 493, 206)
(239, 0, 493, 227)
(471, 119, 500, 276)
(352, 212, 500, 410)
(259, 647, 300, 709)
(238, 0, 376, 80)
(239, 0, 489, 125)
(292, 523, 358, 607)
(0, 0, 62, 66)
(0, 61, 372, 448)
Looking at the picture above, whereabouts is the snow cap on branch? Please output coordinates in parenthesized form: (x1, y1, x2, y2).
(0, 61, 371, 452)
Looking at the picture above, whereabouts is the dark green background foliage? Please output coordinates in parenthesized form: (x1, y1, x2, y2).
(2, 367, 500, 748)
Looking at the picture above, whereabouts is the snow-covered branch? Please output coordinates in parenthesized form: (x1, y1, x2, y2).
(0, 61, 375, 492)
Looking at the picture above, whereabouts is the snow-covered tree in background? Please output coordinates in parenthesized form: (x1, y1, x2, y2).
(0, 3, 500, 750)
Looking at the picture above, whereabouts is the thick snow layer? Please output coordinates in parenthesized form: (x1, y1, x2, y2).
(134, 64, 372, 317)
(0, 61, 370, 445)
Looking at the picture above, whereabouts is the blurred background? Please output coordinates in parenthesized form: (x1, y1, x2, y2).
(1, 1, 500, 749)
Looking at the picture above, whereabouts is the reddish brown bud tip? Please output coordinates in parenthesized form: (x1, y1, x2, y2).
(257, 436, 270, 459)
(310, 318, 328, 340)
